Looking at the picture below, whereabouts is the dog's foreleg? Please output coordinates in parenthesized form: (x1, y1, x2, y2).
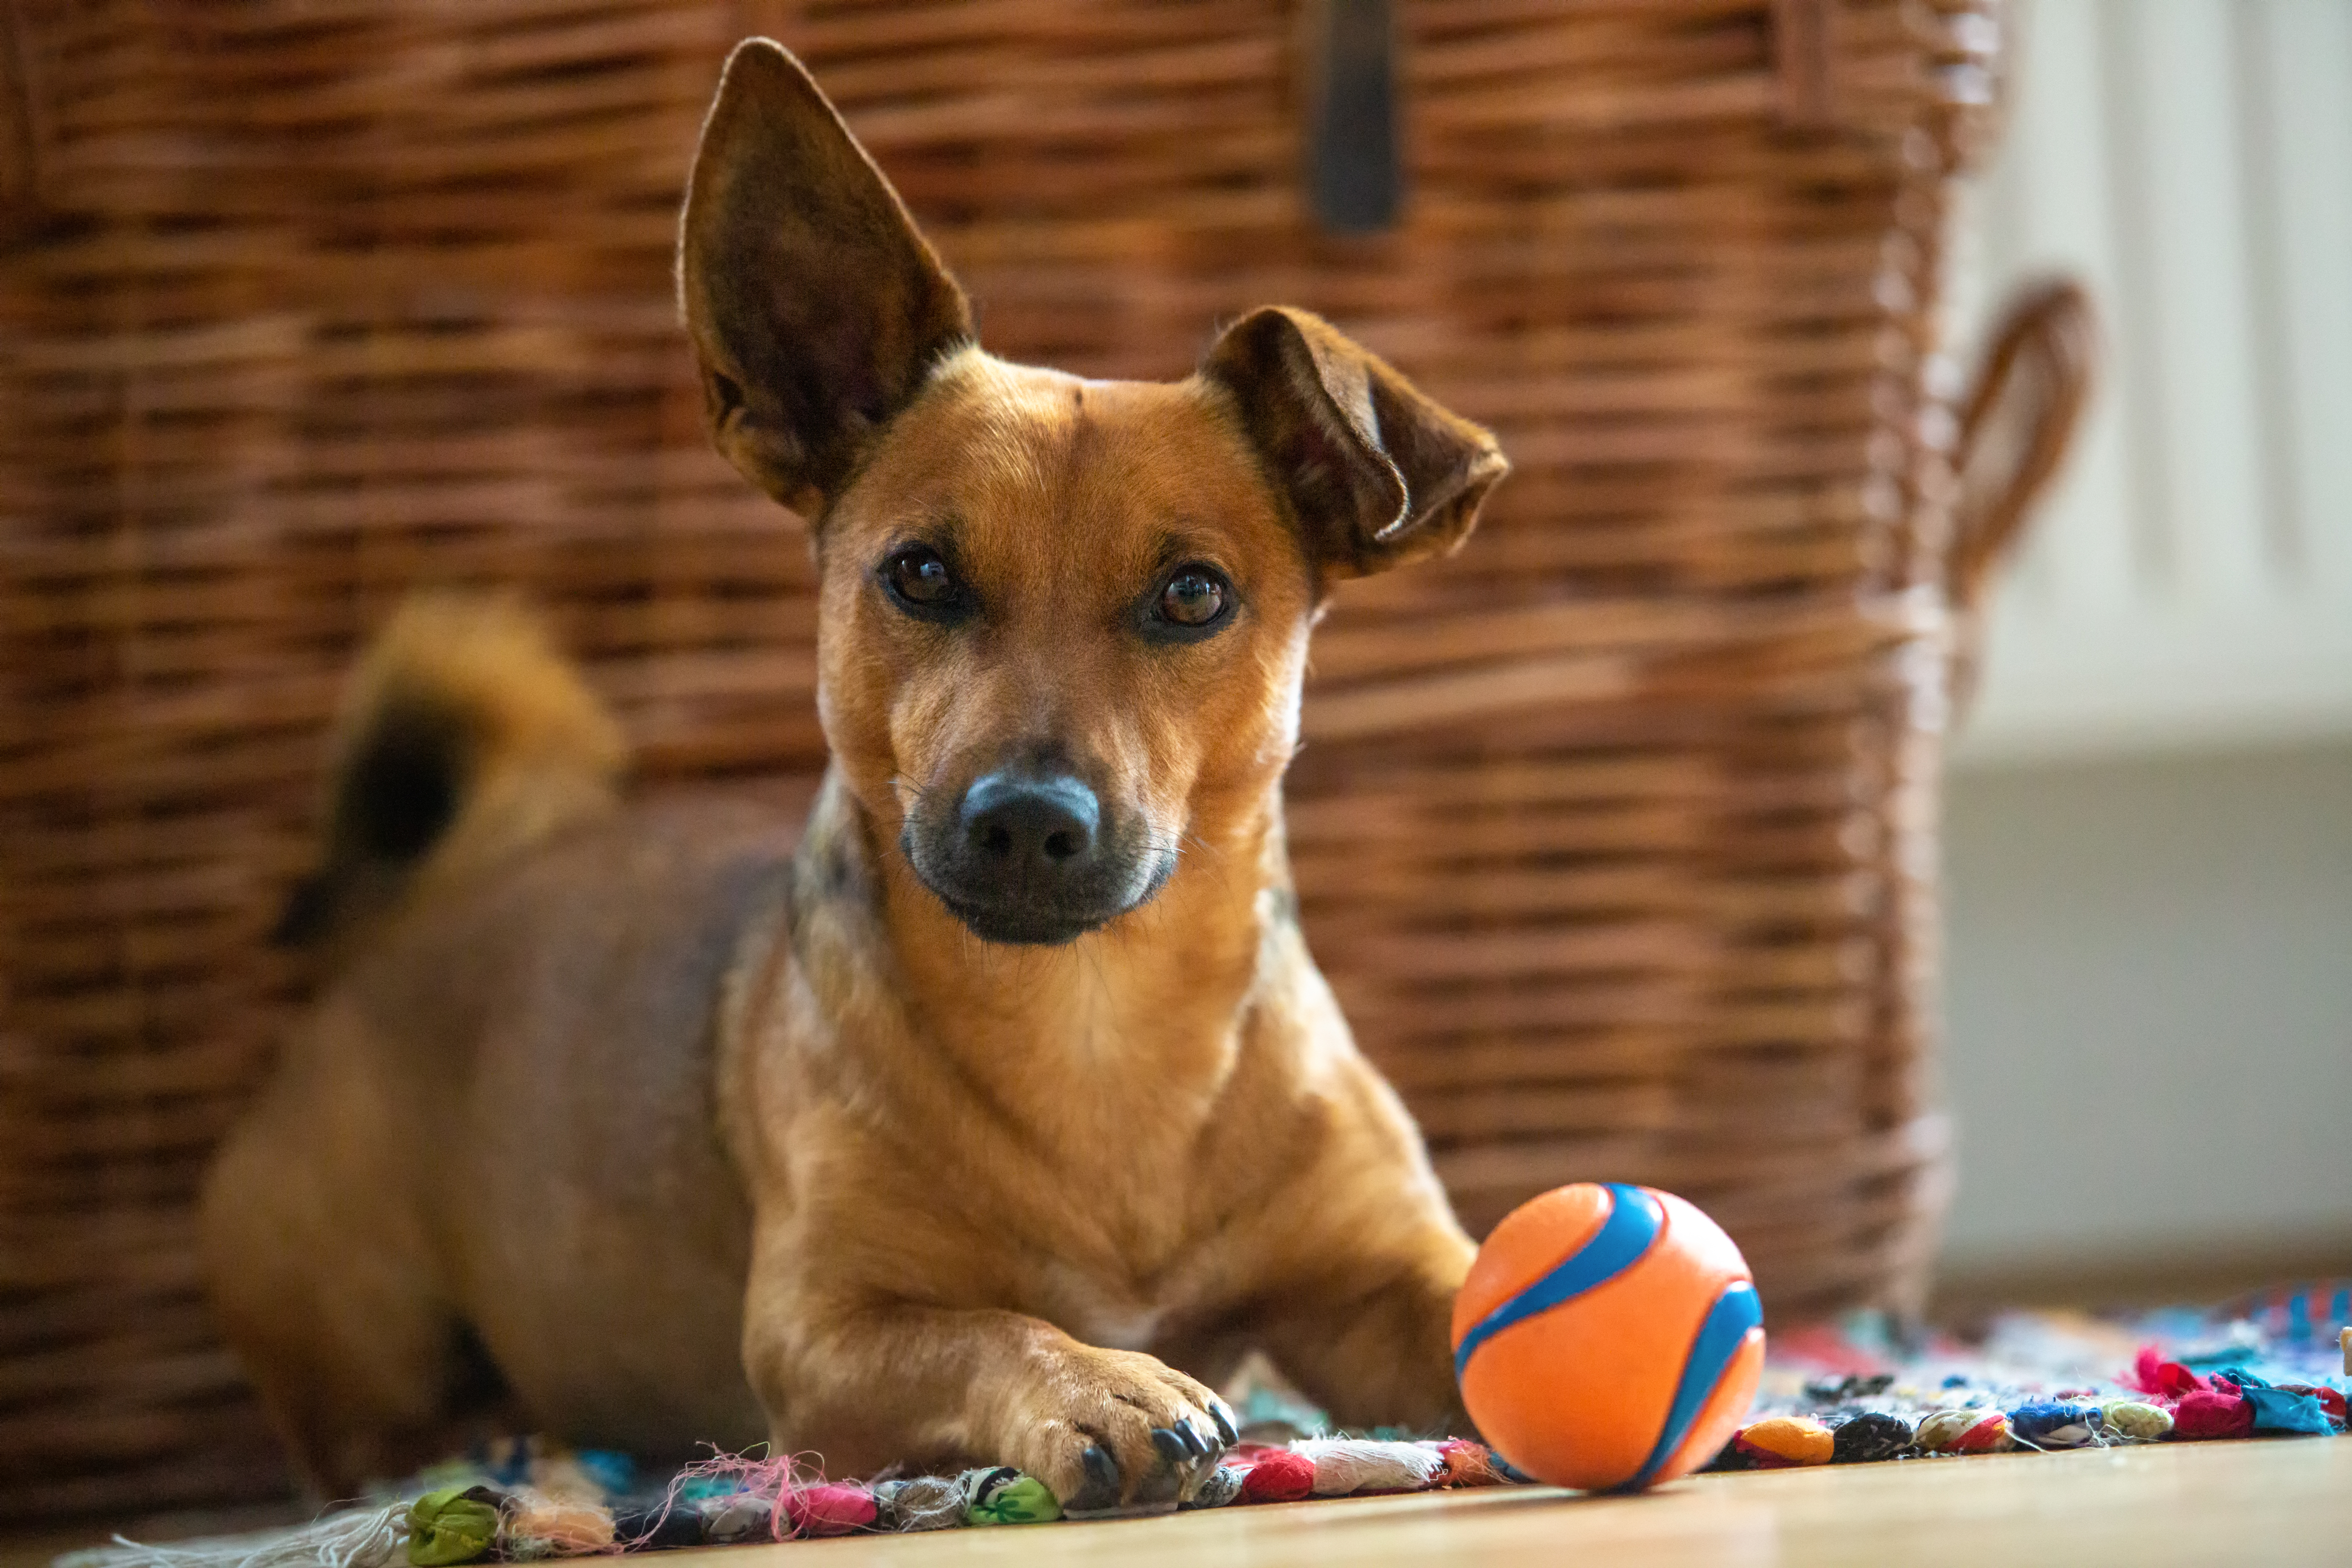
(743, 1295, 1238, 1509)
(1254, 1232, 1476, 1437)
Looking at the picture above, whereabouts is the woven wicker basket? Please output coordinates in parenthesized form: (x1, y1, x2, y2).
(0, 0, 2088, 1525)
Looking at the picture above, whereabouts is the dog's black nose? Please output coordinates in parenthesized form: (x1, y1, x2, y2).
(961, 772, 1101, 873)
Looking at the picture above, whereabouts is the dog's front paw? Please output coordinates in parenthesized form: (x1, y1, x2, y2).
(1006, 1346, 1238, 1510)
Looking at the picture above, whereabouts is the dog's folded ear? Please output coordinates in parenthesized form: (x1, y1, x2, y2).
(679, 39, 974, 518)
(1201, 307, 1508, 580)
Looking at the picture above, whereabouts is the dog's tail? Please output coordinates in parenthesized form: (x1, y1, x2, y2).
(274, 594, 627, 950)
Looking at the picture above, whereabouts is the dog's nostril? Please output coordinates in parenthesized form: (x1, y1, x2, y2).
(959, 771, 1101, 873)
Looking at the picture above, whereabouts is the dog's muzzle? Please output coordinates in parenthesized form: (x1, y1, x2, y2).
(903, 767, 1171, 945)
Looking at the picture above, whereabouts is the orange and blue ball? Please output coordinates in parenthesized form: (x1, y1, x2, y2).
(1451, 1182, 1764, 1491)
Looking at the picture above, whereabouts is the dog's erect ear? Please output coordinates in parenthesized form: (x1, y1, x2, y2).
(1201, 307, 1507, 580)
(679, 39, 973, 517)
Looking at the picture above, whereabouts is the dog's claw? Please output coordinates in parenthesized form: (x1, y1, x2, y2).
(1025, 1352, 1236, 1510)
(1209, 1402, 1240, 1446)
(1070, 1444, 1122, 1512)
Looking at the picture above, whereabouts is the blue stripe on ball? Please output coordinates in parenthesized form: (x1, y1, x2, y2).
(1618, 1280, 1763, 1490)
(1453, 1183, 1663, 1382)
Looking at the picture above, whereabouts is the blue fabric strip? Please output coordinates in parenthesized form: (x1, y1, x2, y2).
(2243, 1383, 2335, 1435)
(1619, 1280, 1764, 1491)
(1453, 1183, 1663, 1382)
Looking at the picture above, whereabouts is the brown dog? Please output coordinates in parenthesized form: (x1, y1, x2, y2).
(202, 39, 1507, 1510)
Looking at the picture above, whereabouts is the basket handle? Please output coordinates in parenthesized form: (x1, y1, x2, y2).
(1303, 0, 1402, 234)
(1948, 277, 2098, 610)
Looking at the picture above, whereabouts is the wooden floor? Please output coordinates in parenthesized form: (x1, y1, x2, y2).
(11, 1439, 2347, 1568)
(706, 1440, 2350, 1568)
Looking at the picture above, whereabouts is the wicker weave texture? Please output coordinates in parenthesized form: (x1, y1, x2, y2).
(2, 0, 2008, 1523)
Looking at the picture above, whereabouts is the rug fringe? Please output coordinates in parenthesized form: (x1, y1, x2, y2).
(52, 1504, 409, 1568)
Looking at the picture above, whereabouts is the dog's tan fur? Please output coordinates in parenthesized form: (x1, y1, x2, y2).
(203, 39, 1506, 1508)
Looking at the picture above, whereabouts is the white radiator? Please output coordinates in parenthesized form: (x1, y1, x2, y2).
(1951, 0, 2352, 764)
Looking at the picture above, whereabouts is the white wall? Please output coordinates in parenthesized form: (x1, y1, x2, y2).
(1950, 0, 2352, 765)
(1931, 0, 2352, 1277)
(1938, 743, 2352, 1272)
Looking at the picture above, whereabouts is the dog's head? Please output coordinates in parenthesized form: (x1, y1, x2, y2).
(680, 41, 1506, 946)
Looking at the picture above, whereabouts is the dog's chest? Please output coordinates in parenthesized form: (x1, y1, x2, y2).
(1038, 1259, 1182, 1352)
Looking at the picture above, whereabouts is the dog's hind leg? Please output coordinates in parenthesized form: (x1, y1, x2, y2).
(200, 1023, 490, 1497)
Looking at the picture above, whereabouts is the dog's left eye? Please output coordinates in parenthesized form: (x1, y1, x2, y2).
(1155, 566, 1231, 631)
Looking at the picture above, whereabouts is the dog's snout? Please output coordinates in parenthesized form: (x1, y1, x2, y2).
(908, 767, 1167, 944)
(961, 772, 1100, 871)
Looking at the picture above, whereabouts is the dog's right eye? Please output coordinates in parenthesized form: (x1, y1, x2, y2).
(880, 544, 967, 619)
